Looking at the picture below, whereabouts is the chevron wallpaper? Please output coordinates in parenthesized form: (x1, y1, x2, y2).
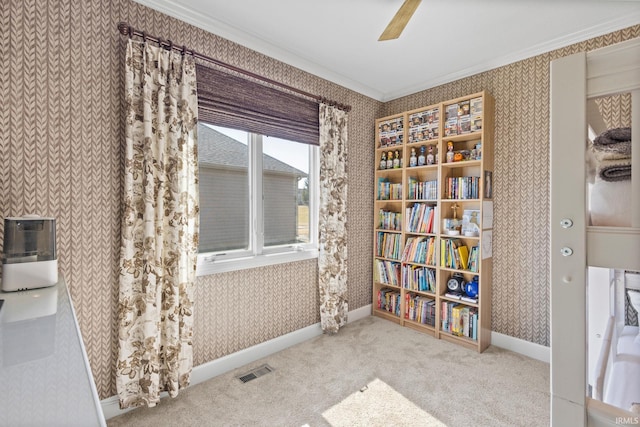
(384, 25, 640, 349)
(1, 0, 638, 400)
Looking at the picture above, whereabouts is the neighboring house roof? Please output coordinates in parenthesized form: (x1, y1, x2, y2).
(198, 123, 306, 177)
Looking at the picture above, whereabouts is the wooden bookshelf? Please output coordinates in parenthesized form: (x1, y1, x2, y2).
(372, 91, 494, 352)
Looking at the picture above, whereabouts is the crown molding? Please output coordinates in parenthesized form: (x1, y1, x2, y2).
(131, 0, 385, 100)
(133, 1, 639, 102)
(381, 13, 640, 102)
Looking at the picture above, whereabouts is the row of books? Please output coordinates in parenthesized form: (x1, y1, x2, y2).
(378, 178, 403, 200)
(402, 265, 436, 293)
(378, 209, 402, 231)
(402, 236, 437, 265)
(444, 97, 483, 136)
(405, 294, 436, 326)
(441, 301, 478, 340)
(405, 203, 436, 234)
(376, 232, 402, 260)
(377, 288, 401, 316)
(441, 239, 470, 270)
(468, 246, 480, 273)
(444, 176, 480, 200)
(407, 178, 438, 200)
(374, 259, 401, 286)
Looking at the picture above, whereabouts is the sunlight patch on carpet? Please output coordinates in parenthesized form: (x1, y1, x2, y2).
(322, 378, 447, 426)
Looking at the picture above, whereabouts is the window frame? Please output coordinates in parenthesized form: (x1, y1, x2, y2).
(196, 130, 319, 276)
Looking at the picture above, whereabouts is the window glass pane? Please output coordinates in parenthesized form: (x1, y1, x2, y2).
(198, 123, 250, 253)
(262, 136, 310, 246)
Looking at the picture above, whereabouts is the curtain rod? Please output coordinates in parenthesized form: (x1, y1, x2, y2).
(117, 22, 351, 112)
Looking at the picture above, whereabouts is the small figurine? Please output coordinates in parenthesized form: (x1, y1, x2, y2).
(393, 150, 400, 169)
(446, 141, 455, 163)
(409, 147, 417, 167)
(426, 145, 435, 165)
(380, 152, 387, 170)
(418, 146, 426, 166)
(386, 151, 394, 169)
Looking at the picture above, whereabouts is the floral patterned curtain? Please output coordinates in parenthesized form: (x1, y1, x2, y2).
(318, 103, 348, 333)
(116, 39, 199, 409)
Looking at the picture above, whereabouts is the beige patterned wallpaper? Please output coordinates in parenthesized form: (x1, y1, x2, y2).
(1, 0, 381, 398)
(2, 0, 638, 400)
(384, 25, 640, 348)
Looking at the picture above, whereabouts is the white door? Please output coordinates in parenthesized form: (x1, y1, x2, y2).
(550, 38, 640, 427)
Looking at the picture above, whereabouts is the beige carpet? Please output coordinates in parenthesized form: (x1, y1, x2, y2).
(108, 316, 550, 427)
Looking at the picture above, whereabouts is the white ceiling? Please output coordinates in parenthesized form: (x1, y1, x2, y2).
(136, 0, 640, 101)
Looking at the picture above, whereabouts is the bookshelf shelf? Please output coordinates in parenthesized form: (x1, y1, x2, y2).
(372, 90, 494, 353)
(373, 308, 403, 322)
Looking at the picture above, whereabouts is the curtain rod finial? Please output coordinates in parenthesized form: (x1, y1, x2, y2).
(117, 22, 129, 36)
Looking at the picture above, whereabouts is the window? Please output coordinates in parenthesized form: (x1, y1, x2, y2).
(197, 123, 319, 275)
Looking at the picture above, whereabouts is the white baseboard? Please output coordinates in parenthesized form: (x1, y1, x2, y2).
(103, 307, 549, 420)
(491, 331, 550, 363)
(102, 304, 373, 420)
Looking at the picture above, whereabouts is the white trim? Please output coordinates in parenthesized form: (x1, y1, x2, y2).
(490, 331, 550, 364)
(196, 248, 318, 275)
(587, 38, 640, 99)
(129, 0, 384, 100)
(103, 304, 548, 420)
(131, 0, 640, 101)
(103, 316, 548, 419)
(388, 15, 640, 101)
(101, 304, 373, 420)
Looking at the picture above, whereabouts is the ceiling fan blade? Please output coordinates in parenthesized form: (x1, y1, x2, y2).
(378, 0, 422, 41)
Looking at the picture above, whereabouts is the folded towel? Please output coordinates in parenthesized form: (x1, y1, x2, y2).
(598, 157, 631, 182)
(593, 150, 630, 163)
(592, 127, 631, 157)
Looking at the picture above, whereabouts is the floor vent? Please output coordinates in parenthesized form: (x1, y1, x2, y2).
(237, 364, 274, 383)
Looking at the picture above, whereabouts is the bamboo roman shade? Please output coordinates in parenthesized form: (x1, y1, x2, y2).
(196, 63, 320, 146)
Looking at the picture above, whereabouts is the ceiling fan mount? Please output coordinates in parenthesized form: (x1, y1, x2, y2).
(378, 0, 422, 41)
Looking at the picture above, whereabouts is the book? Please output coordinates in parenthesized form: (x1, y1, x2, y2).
(426, 299, 436, 326)
(452, 304, 465, 336)
(405, 293, 410, 319)
(441, 301, 449, 331)
(470, 307, 478, 340)
(461, 296, 478, 304)
(462, 307, 470, 337)
(468, 246, 479, 272)
(457, 244, 469, 270)
(445, 292, 462, 300)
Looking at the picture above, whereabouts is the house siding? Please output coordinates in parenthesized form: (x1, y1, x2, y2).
(199, 166, 249, 253)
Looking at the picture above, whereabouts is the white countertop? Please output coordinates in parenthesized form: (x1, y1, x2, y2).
(0, 277, 106, 426)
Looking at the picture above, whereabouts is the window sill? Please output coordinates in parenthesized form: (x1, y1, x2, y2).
(196, 248, 318, 276)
